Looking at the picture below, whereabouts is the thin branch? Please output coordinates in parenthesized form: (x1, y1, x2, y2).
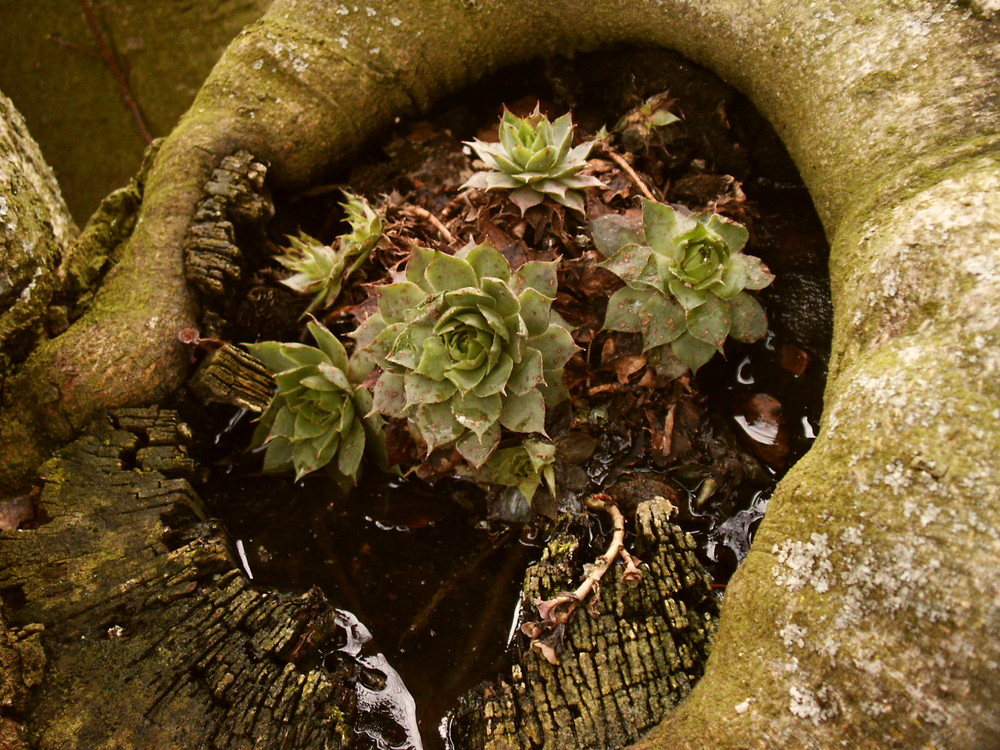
(45, 34, 102, 60)
(603, 148, 657, 201)
(521, 493, 644, 663)
(402, 205, 457, 244)
(79, 0, 153, 144)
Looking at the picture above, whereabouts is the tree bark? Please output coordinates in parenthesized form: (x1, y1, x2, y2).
(450, 497, 717, 749)
(0, 1, 997, 747)
(0, 408, 361, 749)
(0, 91, 76, 380)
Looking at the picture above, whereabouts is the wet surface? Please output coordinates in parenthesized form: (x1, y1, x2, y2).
(199, 466, 535, 748)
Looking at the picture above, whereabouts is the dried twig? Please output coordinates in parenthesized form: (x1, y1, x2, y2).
(402, 205, 456, 244)
(521, 493, 643, 663)
(602, 148, 657, 201)
(49, 1, 153, 144)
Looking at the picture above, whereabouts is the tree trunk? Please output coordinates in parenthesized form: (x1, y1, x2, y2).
(0, 91, 76, 379)
(450, 497, 717, 749)
(1, 1, 998, 748)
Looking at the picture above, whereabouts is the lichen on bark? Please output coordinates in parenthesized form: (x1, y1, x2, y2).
(0, 91, 76, 379)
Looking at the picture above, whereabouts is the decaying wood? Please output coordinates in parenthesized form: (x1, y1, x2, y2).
(183, 150, 272, 299)
(0, 92, 77, 380)
(0, 403, 723, 749)
(0, 408, 362, 749)
(189, 343, 275, 412)
(0, 611, 44, 750)
(449, 496, 717, 749)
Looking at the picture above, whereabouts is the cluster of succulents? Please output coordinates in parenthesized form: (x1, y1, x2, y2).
(247, 321, 384, 484)
(247, 102, 776, 513)
(593, 198, 773, 372)
(275, 192, 382, 313)
(352, 244, 577, 467)
(462, 107, 603, 214)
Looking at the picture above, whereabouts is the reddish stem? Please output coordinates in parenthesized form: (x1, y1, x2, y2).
(79, 0, 153, 144)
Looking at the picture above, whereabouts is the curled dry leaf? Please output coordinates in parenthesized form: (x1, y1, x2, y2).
(531, 638, 561, 666)
(621, 550, 644, 587)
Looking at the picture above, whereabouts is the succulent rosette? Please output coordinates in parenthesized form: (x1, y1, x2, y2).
(462, 107, 603, 214)
(276, 191, 382, 313)
(353, 245, 577, 467)
(247, 321, 384, 483)
(476, 438, 557, 506)
(593, 199, 774, 372)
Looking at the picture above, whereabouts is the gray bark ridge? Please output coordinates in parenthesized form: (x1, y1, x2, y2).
(0, 91, 75, 378)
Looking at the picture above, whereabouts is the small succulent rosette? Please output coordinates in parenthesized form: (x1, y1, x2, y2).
(462, 106, 603, 214)
(353, 244, 578, 467)
(474, 438, 557, 507)
(592, 199, 774, 372)
(275, 191, 382, 313)
(247, 321, 385, 484)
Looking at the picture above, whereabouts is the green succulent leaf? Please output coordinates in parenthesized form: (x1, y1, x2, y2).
(465, 243, 511, 282)
(668, 277, 709, 310)
(643, 199, 697, 257)
(512, 260, 559, 298)
(671, 332, 719, 373)
(499, 389, 547, 434)
(372, 371, 406, 416)
(453, 391, 503, 438)
(456, 422, 501, 468)
(705, 213, 749, 253)
(743, 255, 776, 290)
(506, 349, 544, 395)
(406, 246, 436, 292)
(425, 252, 479, 293)
(640, 293, 687, 349)
(686, 294, 732, 348)
(717, 254, 750, 300)
(604, 286, 654, 332)
(350, 312, 387, 351)
(378, 282, 428, 325)
(336, 420, 367, 479)
(728, 291, 769, 343)
(415, 402, 465, 452)
(591, 213, 644, 258)
(601, 243, 653, 285)
(405, 371, 456, 405)
(519, 287, 555, 337)
(509, 185, 545, 213)
(530, 324, 578, 371)
(307, 321, 349, 371)
(649, 109, 681, 127)
(246, 340, 301, 374)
